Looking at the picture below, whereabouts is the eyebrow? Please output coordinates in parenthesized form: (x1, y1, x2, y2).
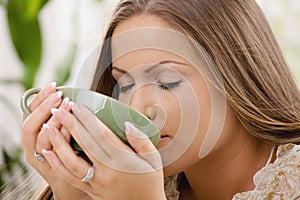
(112, 60, 187, 74)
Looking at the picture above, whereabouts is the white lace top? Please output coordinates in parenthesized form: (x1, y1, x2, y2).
(164, 143, 300, 200)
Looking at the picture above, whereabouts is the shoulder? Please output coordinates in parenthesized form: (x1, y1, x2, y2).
(233, 143, 300, 200)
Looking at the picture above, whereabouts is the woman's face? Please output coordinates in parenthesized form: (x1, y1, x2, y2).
(111, 15, 228, 176)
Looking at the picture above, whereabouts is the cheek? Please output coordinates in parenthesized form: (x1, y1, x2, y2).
(160, 94, 182, 135)
(157, 76, 212, 146)
(181, 78, 212, 157)
(161, 78, 213, 175)
(118, 93, 130, 103)
(117, 86, 182, 136)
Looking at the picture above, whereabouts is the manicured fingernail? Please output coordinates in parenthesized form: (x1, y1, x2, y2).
(41, 149, 53, 162)
(42, 123, 50, 130)
(42, 149, 49, 155)
(62, 97, 70, 108)
(44, 82, 56, 95)
(125, 121, 141, 137)
(51, 108, 59, 115)
(51, 108, 66, 121)
(69, 101, 81, 114)
(48, 91, 63, 104)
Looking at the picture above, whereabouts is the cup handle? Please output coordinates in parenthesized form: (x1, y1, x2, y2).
(20, 88, 42, 116)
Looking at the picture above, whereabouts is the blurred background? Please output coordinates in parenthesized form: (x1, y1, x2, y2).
(0, 0, 299, 196)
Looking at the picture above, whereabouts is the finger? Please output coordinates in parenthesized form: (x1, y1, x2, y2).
(45, 126, 93, 180)
(31, 153, 52, 176)
(23, 91, 63, 134)
(52, 106, 158, 173)
(125, 122, 162, 170)
(27, 82, 57, 116)
(68, 103, 156, 172)
(24, 142, 53, 171)
(22, 91, 63, 155)
(47, 97, 71, 129)
(124, 122, 156, 153)
(22, 82, 57, 122)
(60, 126, 71, 143)
(41, 149, 91, 190)
(36, 98, 70, 153)
(70, 103, 133, 153)
(50, 108, 112, 165)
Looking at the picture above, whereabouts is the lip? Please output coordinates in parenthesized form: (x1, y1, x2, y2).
(160, 133, 169, 138)
(158, 135, 169, 143)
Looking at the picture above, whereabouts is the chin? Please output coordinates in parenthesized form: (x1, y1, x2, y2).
(162, 164, 183, 177)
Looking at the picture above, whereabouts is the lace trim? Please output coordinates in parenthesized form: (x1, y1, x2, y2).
(233, 143, 300, 199)
(164, 144, 300, 200)
(164, 174, 180, 200)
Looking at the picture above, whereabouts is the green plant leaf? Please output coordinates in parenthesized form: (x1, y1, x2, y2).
(0, 0, 6, 6)
(2, 149, 12, 174)
(6, 0, 48, 89)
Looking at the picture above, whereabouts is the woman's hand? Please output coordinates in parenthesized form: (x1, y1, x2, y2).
(21, 83, 91, 200)
(42, 102, 166, 200)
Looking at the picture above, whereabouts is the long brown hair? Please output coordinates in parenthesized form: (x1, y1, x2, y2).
(91, 0, 300, 144)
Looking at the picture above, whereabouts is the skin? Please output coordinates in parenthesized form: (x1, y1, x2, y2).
(21, 15, 275, 200)
(111, 15, 275, 199)
(22, 83, 91, 200)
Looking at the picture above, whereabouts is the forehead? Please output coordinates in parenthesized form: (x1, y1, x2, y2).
(112, 49, 189, 72)
(112, 16, 180, 70)
(111, 15, 185, 62)
(113, 14, 175, 35)
(112, 17, 194, 63)
(110, 14, 211, 77)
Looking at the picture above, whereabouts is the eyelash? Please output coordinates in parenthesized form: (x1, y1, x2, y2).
(119, 83, 134, 93)
(118, 81, 182, 93)
(158, 81, 181, 91)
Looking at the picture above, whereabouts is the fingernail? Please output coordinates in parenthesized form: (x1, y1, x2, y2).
(42, 123, 50, 130)
(125, 121, 141, 137)
(44, 82, 56, 95)
(51, 108, 66, 121)
(41, 149, 49, 155)
(48, 91, 63, 104)
(41, 149, 53, 162)
(69, 101, 81, 114)
(62, 97, 70, 108)
(51, 108, 59, 115)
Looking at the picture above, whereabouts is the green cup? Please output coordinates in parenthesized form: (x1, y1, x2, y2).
(20, 86, 160, 160)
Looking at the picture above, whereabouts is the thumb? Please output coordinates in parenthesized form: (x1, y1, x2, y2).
(125, 121, 156, 153)
(125, 122, 162, 170)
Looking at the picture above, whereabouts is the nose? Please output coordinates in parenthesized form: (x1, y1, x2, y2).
(128, 85, 155, 120)
(127, 84, 167, 132)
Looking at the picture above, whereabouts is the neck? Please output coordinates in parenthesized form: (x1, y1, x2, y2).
(183, 131, 274, 200)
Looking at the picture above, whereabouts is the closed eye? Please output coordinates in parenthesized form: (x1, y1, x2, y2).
(158, 80, 182, 91)
(119, 83, 135, 93)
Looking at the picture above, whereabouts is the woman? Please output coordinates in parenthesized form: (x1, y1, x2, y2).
(21, 0, 300, 199)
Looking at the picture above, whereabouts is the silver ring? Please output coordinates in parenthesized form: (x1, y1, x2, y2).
(34, 151, 45, 162)
(81, 166, 95, 183)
